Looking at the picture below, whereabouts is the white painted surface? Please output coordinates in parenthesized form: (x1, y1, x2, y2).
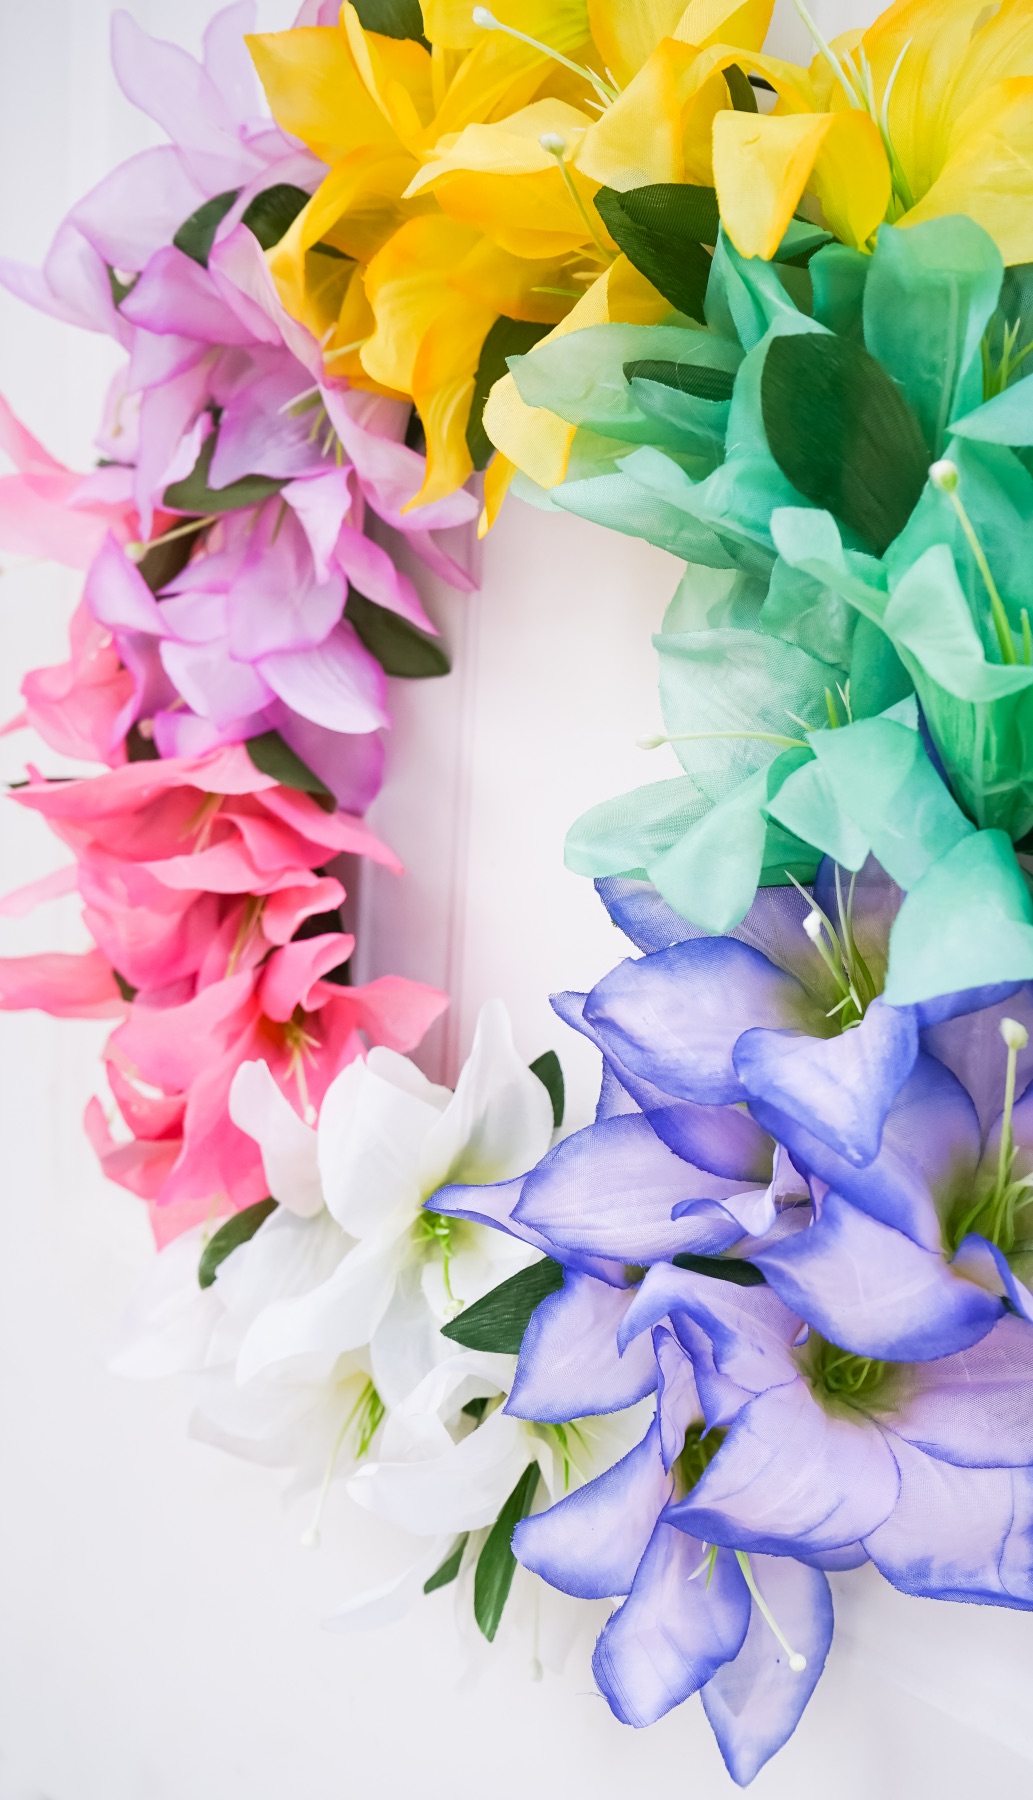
(1, 3, 1031, 1797)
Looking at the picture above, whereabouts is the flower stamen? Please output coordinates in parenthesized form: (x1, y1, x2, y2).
(472, 8, 619, 106)
(929, 459, 1018, 665)
(734, 1550, 807, 1671)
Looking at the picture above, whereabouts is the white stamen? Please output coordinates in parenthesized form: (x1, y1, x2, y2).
(471, 5, 498, 24)
(803, 910, 824, 943)
(539, 131, 568, 158)
(1001, 1017, 1029, 1053)
(304, 1101, 318, 1125)
(735, 1550, 807, 1673)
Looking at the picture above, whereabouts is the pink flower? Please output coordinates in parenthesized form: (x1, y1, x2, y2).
(5, 745, 398, 999)
(87, 934, 447, 1245)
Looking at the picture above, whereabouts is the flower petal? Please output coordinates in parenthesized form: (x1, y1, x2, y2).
(507, 1271, 658, 1423)
(583, 938, 823, 1106)
(227, 1059, 323, 1218)
(864, 1433, 1033, 1608)
(514, 1419, 672, 1600)
(670, 1380, 900, 1556)
(514, 1113, 750, 1263)
(701, 1557, 833, 1787)
(754, 1192, 1003, 1361)
(593, 1530, 752, 1728)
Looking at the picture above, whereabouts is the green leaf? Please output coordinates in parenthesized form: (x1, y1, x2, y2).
(107, 266, 137, 307)
(624, 359, 735, 404)
(245, 729, 332, 796)
(594, 185, 719, 325)
(199, 1199, 277, 1289)
(474, 1464, 540, 1642)
(673, 1252, 766, 1287)
(529, 1049, 564, 1128)
(424, 1534, 469, 1594)
(760, 333, 929, 556)
(467, 316, 551, 470)
(164, 434, 285, 514)
(352, 0, 429, 43)
(441, 1258, 565, 1353)
(345, 588, 450, 678)
(173, 190, 241, 268)
(241, 183, 312, 251)
(724, 63, 758, 112)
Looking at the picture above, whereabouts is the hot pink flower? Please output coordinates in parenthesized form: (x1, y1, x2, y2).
(4, 745, 397, 999)
(87, 932, 447, 1245)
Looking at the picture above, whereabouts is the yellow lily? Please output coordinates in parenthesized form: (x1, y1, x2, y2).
(248, 0, 770, 508)
(711, 0, 1033, 264)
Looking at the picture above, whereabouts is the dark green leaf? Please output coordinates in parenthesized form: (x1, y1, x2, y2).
(462, 1396, 489, 1421)
(624, 359, 735, 404)
(351, 0, 429, 44)
(124, 724, 160, 764)
(595, 184, 719, 324)
(245, 729, 332, 796)
(173, 190, 241, 268)
(136, 523, 207, 594)
(107, 266, 138, 307)
(345, 588, 450, 678)
(529, 1049, 564, 1128)
(163, 435, 285, 514)
(474, 1464, 540, 1642)
(760, 333, 929, 555)
(724, 63, 758, 112)
(311, 241, 350, 261)
(424, 1534, 469, 1594)
(673, 1252, 767, 1287)
(466, 316, 551, 470)
(112, 971, 137, 1002)
(241, 183, 311, 251)
(199, 1199, 277, 1289)
(441, 1258, 565, 1353)
(405, 407, 427, 456)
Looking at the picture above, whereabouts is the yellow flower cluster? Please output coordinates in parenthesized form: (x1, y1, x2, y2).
(249, 0, 1033, 517)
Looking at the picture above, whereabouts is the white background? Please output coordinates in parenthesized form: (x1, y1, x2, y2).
(2, 2, 1032, 1796)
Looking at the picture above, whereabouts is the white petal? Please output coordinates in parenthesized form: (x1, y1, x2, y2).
(419, 999, 554, 1195)
(370, 1262, 450, 1410)
(317, 1056, 439, 1236)
(325, 1536, 454, 1633)
(228, 1060, 323, 1217)
(349, 1405, 531, 1534)
(108, 1229, 219, 1378)
(234, 1211, 411, 1383)
(208, 1207, 348, 1364)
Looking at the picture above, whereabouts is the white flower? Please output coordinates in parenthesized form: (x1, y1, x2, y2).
(110, 1000, 556, 1528)
(227, 998, 554, 1408)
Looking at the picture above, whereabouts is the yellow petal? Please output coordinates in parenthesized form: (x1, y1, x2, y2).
(422, 0, 590, 52)
(481, 254, 672, 488)
(713, 108, 890, 260)
(901, 76, 1033, 266)
(406, 100, 608, 257)
(576, 39, 704, 189)
(670, 0, 774, 55)
(340, 2, 435, 141)
(479, 452, 516, 535)
(247, 27, 395, 162)
(586, 0, 688, 87)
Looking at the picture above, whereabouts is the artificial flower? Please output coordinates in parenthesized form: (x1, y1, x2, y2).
(248, 0, 775, 508)
(226, 998, 554, 1406)
(708, 0, 1033, 265)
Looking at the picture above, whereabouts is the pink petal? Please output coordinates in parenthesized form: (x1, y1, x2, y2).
(272, 707, 385, 813)
(259, 932, 355, 1022)
(0, 394, 66, 475)
(85, 535, 168, 635)
(262, 875, 345, 944)
(122, 247, 256, 346)
(0, 949, 125, 1018)
(333, 524, 436, 631)
(284, 466, 355, 580)
(160, 635, 276, 727)
(227, 507, 345, 659)
(258, 621, 388, 732)
(0, 864, 78, 919)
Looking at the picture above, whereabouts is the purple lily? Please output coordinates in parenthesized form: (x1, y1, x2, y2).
(506, 1278, 834, 1784)
(619, 1265, 1033, 1616)
(751, 1003, 1033, 1361)
(581, 861, 1017, 1179)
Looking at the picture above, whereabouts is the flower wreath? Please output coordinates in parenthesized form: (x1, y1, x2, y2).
(4, 0, 1033, 1785)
